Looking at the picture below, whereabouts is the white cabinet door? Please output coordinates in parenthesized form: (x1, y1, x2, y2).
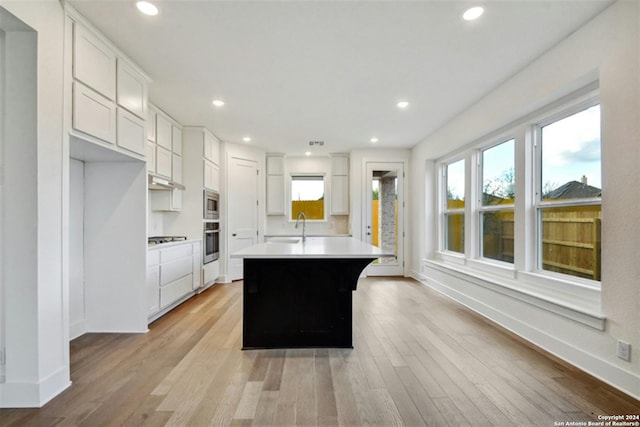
(172, 126, 183, 156)
(160, 275, 192, 309)
(172, 153, 182, 183)
(331, 155, 349, 175)
(72, 81, 116, 144)
(156, 114, 172, 150)
(266, 175, 285, 215)
(204, 132, 220, 164)
(156, 146, 172, 178)
(146, 265, 160, 316)
(267, 155, 285, 175)
(73, 23, 116, 100)
(192, 241, 201, 291)
(116, 59, 147, 119)
(203, 159, 220, 191)
(171, 189, 183, 211)
(146, 141, 156, 173)
(147, 109, 156, 142)
(330, 175, 349, 215)
(117, 107, 146, 155)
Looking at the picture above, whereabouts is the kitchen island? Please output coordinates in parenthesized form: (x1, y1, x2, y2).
(231, 236, 392, 349)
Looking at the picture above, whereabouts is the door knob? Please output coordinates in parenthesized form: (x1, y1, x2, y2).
(232, 233, 237, 237)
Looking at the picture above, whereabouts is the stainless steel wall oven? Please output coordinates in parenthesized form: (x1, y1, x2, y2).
(204, 221, 220, 264)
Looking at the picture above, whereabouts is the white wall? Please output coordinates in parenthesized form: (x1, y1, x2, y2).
(410, 0, 639, 399)
(266, 155, 349, 236)
(0, 0, 70, 407)
(69, 159, 85, 339)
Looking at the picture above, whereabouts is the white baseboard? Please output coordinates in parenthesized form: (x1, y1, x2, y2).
(0, 366, 71, 408)
(69, 320, 86, 341)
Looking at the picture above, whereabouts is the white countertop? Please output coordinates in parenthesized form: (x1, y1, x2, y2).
(147, 238, 201, 249)
(231, 236, 394, 259)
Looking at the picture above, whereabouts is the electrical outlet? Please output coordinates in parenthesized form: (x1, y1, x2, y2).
(617, 340, 631, 362)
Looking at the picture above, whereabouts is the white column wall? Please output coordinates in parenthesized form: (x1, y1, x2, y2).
(410, 0, 640, 399)
(0, 0, 70, 407)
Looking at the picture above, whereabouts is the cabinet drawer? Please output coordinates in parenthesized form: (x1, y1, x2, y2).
(73, 81, 116, 144)
(160, 274, 192, 309)
(160, 256, 192, 286)
(161, 244, 192, 261)
(117, 107, 146, 155)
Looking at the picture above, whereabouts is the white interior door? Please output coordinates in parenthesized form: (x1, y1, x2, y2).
(365, 162, 404, 276)
(228, 157, 259, 281)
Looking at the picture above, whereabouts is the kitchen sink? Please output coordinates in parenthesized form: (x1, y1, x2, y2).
(268, 238, 301, 244)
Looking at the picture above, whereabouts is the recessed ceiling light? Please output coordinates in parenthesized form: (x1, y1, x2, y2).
(136, 1, 158, 16)
(243, 136, 251, 143)
(305, 151, 311, 156)
(397, 101, 409, 109)
(370, 137, 379, 143)
(212, 99, 225, 107)
(462, 6, 484, 21)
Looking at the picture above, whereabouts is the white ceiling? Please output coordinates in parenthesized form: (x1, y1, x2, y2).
(69, 0, 613, 156)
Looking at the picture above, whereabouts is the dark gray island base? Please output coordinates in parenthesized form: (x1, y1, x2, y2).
(242, 257, 375, 349)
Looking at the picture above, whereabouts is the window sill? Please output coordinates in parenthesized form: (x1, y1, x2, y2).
(424, 257, 605, 330)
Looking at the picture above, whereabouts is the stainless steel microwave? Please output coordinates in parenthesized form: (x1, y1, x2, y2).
(204, 190, 220, 220)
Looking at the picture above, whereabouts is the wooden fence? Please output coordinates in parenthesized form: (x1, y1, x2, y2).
(448, 203, 601, 280)
(292, 200, 324, 220)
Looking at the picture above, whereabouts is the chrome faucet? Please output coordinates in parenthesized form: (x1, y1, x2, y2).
(295, 211, 307, 242)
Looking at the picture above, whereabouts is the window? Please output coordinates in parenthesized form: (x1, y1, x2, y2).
(479, 139, 515, 263)
(537, 104, 601, 280)
(444, 159, 465, 253)
(291, 175, 325, 220)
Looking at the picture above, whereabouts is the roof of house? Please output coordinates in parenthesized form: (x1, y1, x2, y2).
(545, 180, 602, 199)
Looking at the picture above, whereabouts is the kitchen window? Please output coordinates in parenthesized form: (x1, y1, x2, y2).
(536, 103, 602, 280)
(291, 174, 325, 220)
(479, 139, 515, 263)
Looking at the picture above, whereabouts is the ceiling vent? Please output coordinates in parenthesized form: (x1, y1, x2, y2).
(308, 141, 325, 146)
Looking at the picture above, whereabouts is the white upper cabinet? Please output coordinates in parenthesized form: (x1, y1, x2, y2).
(266, 154, 286, 215)
(204, 132, 220, 165)
(172, 153, 183, 184)
(156, 113, 172, 150)
(72, 81, 116, 144)
(330, 154, 349, 215)
(147, 109, 156, 142)
(156, 147, 172, 178)
(116, 107, 146, 155)
(172, 125, 183, 156)
(116, 59, 147, 119)
(68, 11, 150, 160)
(73, 22, 116, 100)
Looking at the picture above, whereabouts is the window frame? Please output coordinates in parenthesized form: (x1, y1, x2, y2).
(440, 157, 466, 257)
(477, 138, 516, 265)
(533, 98, 602, 283)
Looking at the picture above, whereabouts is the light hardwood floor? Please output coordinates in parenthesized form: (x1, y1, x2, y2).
(2, 277, 638, 426)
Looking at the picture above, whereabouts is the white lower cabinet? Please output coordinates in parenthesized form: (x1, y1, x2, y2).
(146, 251, 160, 316)
(147, 240, 201, 320)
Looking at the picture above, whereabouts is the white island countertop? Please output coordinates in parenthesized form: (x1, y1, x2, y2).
(231, 236, 394, 259)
